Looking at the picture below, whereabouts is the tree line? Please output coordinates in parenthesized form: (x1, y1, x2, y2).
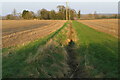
(2, 5, 118, 20)
(4, 5, 80, 20)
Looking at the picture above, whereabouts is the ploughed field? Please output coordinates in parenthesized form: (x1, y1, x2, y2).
(2, 20, 118, 78)
(2, 20, 66, 48)
(78, 19, 118, 37)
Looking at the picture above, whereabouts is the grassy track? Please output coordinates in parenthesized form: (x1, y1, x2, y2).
(72, 21, 118, 78)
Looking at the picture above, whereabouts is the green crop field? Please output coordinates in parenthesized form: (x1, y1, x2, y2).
(2, 20, 118, 78)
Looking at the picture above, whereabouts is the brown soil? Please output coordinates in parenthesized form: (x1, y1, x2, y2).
(2, 20, 66, 48)
(78, 19, 118, 37)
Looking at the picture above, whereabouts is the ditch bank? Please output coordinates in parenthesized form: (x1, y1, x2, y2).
(65, 21, 85, 78)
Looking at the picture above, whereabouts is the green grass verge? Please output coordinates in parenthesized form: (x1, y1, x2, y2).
(2, 21, 68, 78)
(72, 21, 118, 78)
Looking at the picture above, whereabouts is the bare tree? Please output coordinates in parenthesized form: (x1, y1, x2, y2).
(78, 10, 81, 19)
(12, 9, 17, 16)
(94, 11, 99, 19)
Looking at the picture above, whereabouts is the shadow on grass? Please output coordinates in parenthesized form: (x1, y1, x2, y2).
(2, 39, 118, 78)
(76, 41, 118, 78)
(64, 39, 118, 78)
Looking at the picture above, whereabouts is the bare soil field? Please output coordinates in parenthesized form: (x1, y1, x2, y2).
(2, 20, 66, 48)
(78, 19, 118, 37)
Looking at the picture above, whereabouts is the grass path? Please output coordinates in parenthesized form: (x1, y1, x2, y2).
(72, 21, 118, 78)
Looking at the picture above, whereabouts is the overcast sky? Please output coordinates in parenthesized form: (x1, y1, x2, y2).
(0, 0, 119, 16)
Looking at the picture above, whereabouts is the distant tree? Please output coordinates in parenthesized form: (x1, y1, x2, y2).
(56, 12, 63, 20)
(101, 15, 108, 19)
(49, 10, 56, 20)
(57, 5, 66, 20)
(110, 14, 118, 19)
(7, 9, 17, 20)
(37, 10, 41, 19)
(69, 9, 77, 20)
(22, 10, 34, 19)
(78, 10, 81, 19)
(0, 15, 2, 20)
(114, 14, 118, 18)
(40, 9, 50, 20)
(30, 11, 37, 19)
(94, 11, 99, 19)
(88, 14, 93, 19)
(57, 5, 65, 12)
(4, 5, 81, 20)
(6, 14, 14, 20)
(22, 10, 29, 19)
(12, 9, 17, 16)
(17, 12, 23, 19)
(118, 14, 120, 19)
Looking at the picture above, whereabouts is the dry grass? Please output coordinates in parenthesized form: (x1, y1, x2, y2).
(25, 39, 69, 78)
(2, 20, 66, 48)
(67, 21, 78, 44)
(78, 19, 118, 37)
